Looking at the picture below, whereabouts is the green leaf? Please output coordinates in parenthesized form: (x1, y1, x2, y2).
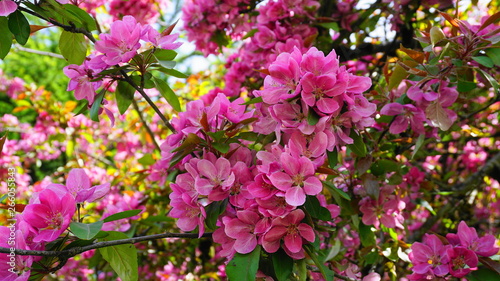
(153, 77, 182, 112)
(157, 68, 188, 78)
(90, 91, 105, 122)
(212, 142, 230, 154)
(0, 17, 13, 59)
(271, 249, 293, 281)
(138, 154, 155, 166)
(477, 68, 500, 94)
(388, 63, 408, 90)
(457, 80, 477, 92)
(99, 231, 138, 281)
(103, 209, 142, 223)
(240, 96, 263, 105)
(304, 196, 331, 221)
(307, 109, 321, 126)
(318, 22, 339, 31)
(327, 150, 339, 168)
(153, 49, 177, 61)
(324, 181, 351, 200)
(59, 30, 88, 65)
(70, 221, 103, 240)
(63, 4, 97, 31)
(305, 246, 334, 281)
(347, 130, 367, 157)
(242, 28, 258, 39)
(359, 222, 376, 247)
(485, 48, 500, 66)
(467, 268, 500, 281)
(226, 246, 261, 281)
(472, 56, 494, 68)
(370, 159, 400, 176)
(205, 199, 228, 230)
(153, 66, 188, 78)
(8, 11, 30, 45)
(115, 80, 135, 115)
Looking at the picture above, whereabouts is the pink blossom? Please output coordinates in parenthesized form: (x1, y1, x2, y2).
(23, 189, 76, 243)
(95, 15, 143, 65)
(0, 0, 16, 17)
(63, 60, 103, 104)
(446, 221, 499, 257)
(409, 234, 451, 276)
(48, 168, 110, 203)
(262, 209, 315, 256)
(447, 247, 478, 277)
(380, 103, 426, 134)
(0, 228, 32, 281)
(269, 153, 322, 206)
(195, 156, 235, 201)
(142, 25, 183, 50)
(224, 210, 261, 254)
(301, 73, 345, 114)
(169, 190, 206, 237)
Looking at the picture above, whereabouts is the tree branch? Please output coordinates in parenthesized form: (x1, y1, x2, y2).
(0, 232, 212, 258)
(132, 99, 162, 151)
(14, 44, 65, 59)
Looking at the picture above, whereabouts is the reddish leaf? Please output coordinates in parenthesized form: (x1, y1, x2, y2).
(478, 257, 500, 274)
(30, 25, 49, 34)
(399, 44, 425, 63)
(0, 203, 26, 213)
(255, 68, 270, 76)
(161, 20, 179, 36)
(479, 11, 500, 32)
(439, 11, 459, 28)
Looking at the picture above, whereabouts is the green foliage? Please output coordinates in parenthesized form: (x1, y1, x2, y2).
(99, 232, 139, 281)
(115, 80, 136, 115)
(153, 77, 182, 112)
(70, 221, 104, 240)
(59, 30, 88, 65)
(8, 11, 31, 45)
(226, 246, 261, 281)
(103, 209, 143, 223)
(0, 17, 13, 59)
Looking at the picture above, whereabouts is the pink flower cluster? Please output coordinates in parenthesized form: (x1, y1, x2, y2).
(254, 46, 376, 149)
(408, 221, 499, 280)
(157, 46, 373, 260)
(64, 15, 182, 105)
(211, 0, 320, 97)
(109, 0, 168, 24)
(381, 80, 458, 134)
(181, 0, 253, 55)
(0, 168, 111, 280)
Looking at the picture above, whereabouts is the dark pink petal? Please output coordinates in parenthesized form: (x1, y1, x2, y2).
(297, 223, 315, 242)
(225, 218, 252, 238)
(87, 183, 111, 202)
(284, 233, 303, 253)
(265, 226, 288, 242)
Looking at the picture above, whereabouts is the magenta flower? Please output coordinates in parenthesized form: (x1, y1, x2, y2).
(269, 153, 322, 206)
(0, 228, 32, 281)
(0, 0, 17, 16)
(142, 25, 183, 50)
(23, 189, 76, 243)
(95, 15, 143, 65)
(446, 221, 499, 257)
(447, 247, 478, 278)
(409, 234, 451, 276)
(380, 103, 426, 134)
(63, 61, 103, 104)
(224, 210, 261, 254)
(301, 73, 345, 114)
(195, 157, 235, 201)
(169, 190, 206, 237)
(48, 168, 110, 204)
(262, 209, 315, 255)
